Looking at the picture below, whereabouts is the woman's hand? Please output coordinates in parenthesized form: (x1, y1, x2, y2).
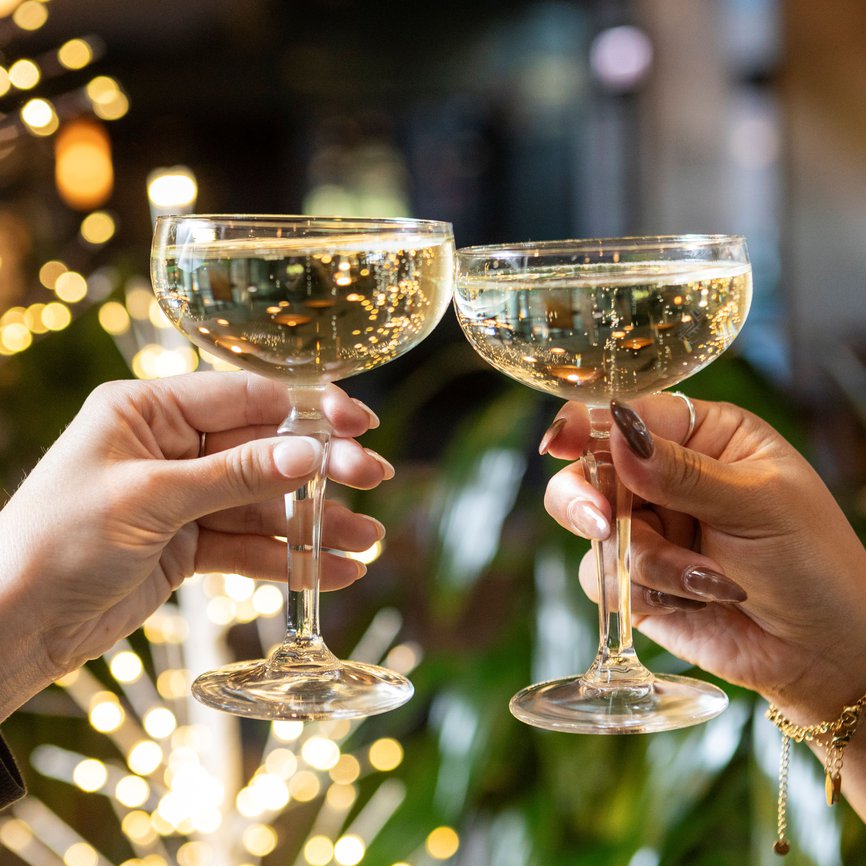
(541, 393, 866, 726)
(0, 372, 391, 719)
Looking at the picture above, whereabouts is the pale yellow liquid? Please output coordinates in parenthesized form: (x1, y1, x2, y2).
(455, 261, 751, 403)
(153, 234, 454, 384)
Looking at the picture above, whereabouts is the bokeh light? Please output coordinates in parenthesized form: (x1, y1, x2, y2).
(426, 826, 460, 860)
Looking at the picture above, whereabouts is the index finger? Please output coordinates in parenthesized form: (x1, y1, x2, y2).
(543, 392, 707, 460)
(137, 372, 376, 437)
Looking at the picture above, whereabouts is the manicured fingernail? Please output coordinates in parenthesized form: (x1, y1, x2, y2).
(610, 400, 654, 459)
(644, 589, 707, 611)
(682, 566, 747, 602)
(274, 437, 322, 477)
(539, 417, 567, 455)
(365, 515, 386, 540)
(566, 500, 610, 539)
(351, 398, 380, 429)
(364, 448, 395, 480)
(353, 560, 368, 580)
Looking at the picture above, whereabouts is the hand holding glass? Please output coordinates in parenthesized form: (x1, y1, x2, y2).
(455, 235, 751, 733)
(151, 215, 454, 720)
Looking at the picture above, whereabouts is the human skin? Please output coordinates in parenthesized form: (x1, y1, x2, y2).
(540, 393, 866, 821)
(0, 371, 392, 722)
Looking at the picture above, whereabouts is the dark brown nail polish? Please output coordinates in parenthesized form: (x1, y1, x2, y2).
(539, 417, 567, 455)
(610, 400, 654, 459)
(682, 566, 747, 602)
(644, 588, 707, 611)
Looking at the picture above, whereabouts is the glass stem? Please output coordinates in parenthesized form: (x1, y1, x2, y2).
(270, 386, 339, 672)
(582, 406, 653, 691)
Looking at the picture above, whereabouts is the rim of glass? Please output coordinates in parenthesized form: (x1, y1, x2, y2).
(457, 233, 747, 258)
(155, 213, 453, 233)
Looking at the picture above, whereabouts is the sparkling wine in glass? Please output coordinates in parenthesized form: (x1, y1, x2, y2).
(454, 235, 751, 733)
(152, 215, 454, 720)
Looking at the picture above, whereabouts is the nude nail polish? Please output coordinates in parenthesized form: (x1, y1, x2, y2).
(539, 417, 566, 455)
(610, 400, 654, 459)
(351, 398, 380, 428)
(682, 566, 747, 602)
(566, 500, 610, 539)
(364, 448, 395, 480)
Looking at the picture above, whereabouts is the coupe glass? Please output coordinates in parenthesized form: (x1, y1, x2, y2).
(454, 235, 751, 733)
(151, 215, 455, 720)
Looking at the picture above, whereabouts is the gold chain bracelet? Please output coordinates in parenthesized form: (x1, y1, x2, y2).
(766, 693, 866, 856)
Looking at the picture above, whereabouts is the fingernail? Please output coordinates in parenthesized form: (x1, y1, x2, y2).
(274, 437, 322, 477)
(365, 515, 386, 540)
(610, 400, 654, 459)
(539, 417, 567, 455)
(566, 500, 610, 539)
(644, 588, 707, 611)
(352, 398, 380, 429)
(364, 448, 395, 480)
(353, 560, 368, 580)
(682, 566, 747, 602)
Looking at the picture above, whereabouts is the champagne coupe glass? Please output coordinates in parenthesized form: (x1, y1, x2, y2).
(152, 215, 455, 720)
(454, 235, 751, 733)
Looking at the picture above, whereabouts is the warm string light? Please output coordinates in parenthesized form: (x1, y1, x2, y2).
(1, 586, 426, 866)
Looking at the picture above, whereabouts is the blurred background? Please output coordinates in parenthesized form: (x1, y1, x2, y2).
(1, 0, 865, 864)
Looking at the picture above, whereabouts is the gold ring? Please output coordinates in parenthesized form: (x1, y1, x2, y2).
(669, 392, 696, 444)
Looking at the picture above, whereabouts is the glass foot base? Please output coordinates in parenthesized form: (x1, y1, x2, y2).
(191, 658, 414, 721)
(509, 673, 728, 734)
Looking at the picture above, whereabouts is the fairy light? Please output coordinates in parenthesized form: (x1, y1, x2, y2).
(41, 301, 72, 330)
(109, 650, 143, 683)
(40, 259, 67, 288)
(25, 303, 48, 334)
(63, 841, 99, 866)
(333, 833, 365, 866)
(13, 0, 48, 30)
(21, 97, 57, 135)
(368, 738, 403, 772)
(272, 720, 304, 743)
(9, 58, 40, 89)
(325, 783, 357, 810)
(329, 753, 361, 785)
(383, 641, 422, 675)
(80, 211, 116, 244)
(88, 692, 125, 733)
(55, 271, 88, 303)
(72, 759, 108, 793)
(288, 770, 321, 802)
(426, 826, 460, 860)
(0, 818, 33, 851)
(304, 835, 334, 866)
(58, 38, 94, 69)
(250, 772, 290, 810)
(205, 595, 236, 625)
(224, 573, 255, 602)
(0, 67, 9, 97)
(127, 740, 163, 776)
(302, 736, 341, 771)
(252, 583, 284, 615)
(242, 824, 278, 858)
(143, 707, 177, 739)
(115, 775, 150, 808)
(98, 301, 131, 335)
(156, 668, 190, 699)
(264, 748, 298, 779)
(1, 322, 31, 352)
(177, 841, 211, 866)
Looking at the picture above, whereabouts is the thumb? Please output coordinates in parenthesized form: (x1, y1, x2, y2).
(148, 435, 325, 525)
(609, 400, 750, 528)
